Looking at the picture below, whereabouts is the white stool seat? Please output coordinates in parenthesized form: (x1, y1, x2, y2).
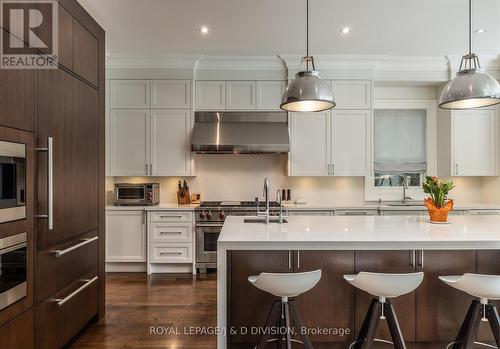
(343, 272, 424, 299)
(248, 270, 321, 298)
(439, 273, 500, 301)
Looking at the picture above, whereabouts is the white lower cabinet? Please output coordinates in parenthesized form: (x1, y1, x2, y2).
(106, 210, 147, 264)
(147, 211, 194, 274)
(289, 110, 370, 176)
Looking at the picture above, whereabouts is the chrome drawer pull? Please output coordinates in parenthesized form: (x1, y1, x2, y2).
(160, 251, 182, 255)
(160, 231, 182, 235)
(52, 236, 98, 258)
(54, 276, 98, 307)
(160, 215, 183, 219)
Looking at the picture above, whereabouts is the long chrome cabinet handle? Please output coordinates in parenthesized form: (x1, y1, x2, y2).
(419, 250, 424, 268)
(297, 251, 300, 269)
(52, 236, 98, 258)
(54, 276, 98, 307)
(35, 137, 53, 230)
(410, 250, 416, 267)
(288, 250, 292, 269)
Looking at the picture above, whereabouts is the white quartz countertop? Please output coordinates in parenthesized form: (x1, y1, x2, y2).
(218, 215, 500, 250)
(105, 203, 197, 211)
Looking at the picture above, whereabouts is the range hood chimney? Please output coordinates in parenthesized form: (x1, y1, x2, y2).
(191, 112, 290, 154)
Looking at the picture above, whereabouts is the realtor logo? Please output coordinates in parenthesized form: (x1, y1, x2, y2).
(0, 0, 58, 69)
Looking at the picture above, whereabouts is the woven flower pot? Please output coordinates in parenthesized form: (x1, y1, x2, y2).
(424, 198, 454, 222)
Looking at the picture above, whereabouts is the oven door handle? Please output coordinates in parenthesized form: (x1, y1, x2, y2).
(35, 136, 53, 230)
(0, 242, 27, 255)
(196, 223, 223, 228)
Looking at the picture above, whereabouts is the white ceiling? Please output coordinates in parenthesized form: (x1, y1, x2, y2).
(78, 0, 500, 57)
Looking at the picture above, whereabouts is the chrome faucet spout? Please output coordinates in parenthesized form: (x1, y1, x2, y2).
(257, 177, 270, 223)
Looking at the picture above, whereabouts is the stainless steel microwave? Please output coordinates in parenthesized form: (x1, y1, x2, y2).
(114, 183, 160, 206)
(0, 140, 26, 223)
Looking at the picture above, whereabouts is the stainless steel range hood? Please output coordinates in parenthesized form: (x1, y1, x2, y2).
(191, 112, 290, 154)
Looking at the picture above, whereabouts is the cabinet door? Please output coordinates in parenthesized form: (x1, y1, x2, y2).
(331, 81, 371, 109)
(110, 80, 150, 109)
(195, 81, 225, 110)
(416, 250, 476, 342)
(477, 250, 500, 342)
(106, 211, 146, 262)
(73, 20, 98, 86)
(289, 112, 330, 176)
(0, 308, 33, 349)
(151, 110, 191, 176)
(226, 81, 256, 110)
(453, 109, 496, 176)
(151, 80, 191, 109)
(295, 251, 355, 342)
(56, 4, 74, 70)
(256, 81, 286, 110)
(331, 110, 370, 176)
(229, 250, 289, 344)
(0, 66, 34, 131)
(36, 69, 99, 247)
(355, 251, 417, 342)
(109, 110, 150, 176)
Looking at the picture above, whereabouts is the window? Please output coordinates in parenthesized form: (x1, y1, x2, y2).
(374, 109, 426, 188)
(365, 100, 437, 201)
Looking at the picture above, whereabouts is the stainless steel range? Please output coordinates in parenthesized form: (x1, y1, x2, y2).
(195, 200, 280, 272)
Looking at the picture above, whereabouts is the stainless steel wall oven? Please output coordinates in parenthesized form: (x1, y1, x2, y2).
(0, 232, 27, 310)
(0, 140, 26, 223)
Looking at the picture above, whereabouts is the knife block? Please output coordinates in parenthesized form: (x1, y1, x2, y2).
(177, 189, 191, 205)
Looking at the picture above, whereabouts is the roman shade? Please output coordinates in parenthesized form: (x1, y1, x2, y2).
(374, 109, 427, 174)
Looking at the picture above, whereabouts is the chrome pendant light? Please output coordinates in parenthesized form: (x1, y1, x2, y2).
(280, 0, 335, 112)
(439, 0, 500, 109)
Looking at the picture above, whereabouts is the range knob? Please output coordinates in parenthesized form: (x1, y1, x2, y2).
(206, 211, 213, 220)
(219, 211, 225, 220)
(199, 212, 206, 219)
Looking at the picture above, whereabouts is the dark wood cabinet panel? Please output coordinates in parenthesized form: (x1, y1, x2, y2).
(36, 230, 98, 302)
(0, 42, 35, 131)
(35, 68, 99, 248)
(74, 20, 98, 86)
(354, 251, 417, 342)
(295, 250, 355, 342)
(415, 250, 476, 342)
(36, 268, 98, 349)
(0, 309, 34, 349)
(476, 250, 500, 342)
(57, 4, 74, 70)
(229, 250, 289, 344)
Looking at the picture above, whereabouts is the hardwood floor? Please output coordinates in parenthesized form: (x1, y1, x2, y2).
(71, 273, 217, 349)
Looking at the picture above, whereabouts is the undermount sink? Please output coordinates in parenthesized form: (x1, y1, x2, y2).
(244, 218, 288, 224)
(385, 202, 425, 207)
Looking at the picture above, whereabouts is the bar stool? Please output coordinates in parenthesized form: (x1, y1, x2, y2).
(344, 271, 424, 349)
(248, 269, 321, 349)
(439, 273, 500, 349)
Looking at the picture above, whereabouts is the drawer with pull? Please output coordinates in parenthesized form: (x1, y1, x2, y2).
(149, 211, 192, 223)
(150, 223, 192, 243)
(150, 243, 192, 263)
(36, 230, 98, 302)
(36, 268, 98, 349)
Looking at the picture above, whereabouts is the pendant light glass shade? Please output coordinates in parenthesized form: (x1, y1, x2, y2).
(280, 70, 335, 112)
(439, 0, 500, 110)
(439, 54, 500, 109)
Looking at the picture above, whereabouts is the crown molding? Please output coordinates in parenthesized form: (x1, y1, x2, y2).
(106, 53, 201, 69)
(194, 54, 286, 71)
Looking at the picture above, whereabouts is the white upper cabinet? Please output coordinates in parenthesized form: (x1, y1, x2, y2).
(110, 80, 150, 109)
(151, 110, 191, 176)
(257, 81, 286, 110)
(195, 81, 225, 110)
(109, 109, 150, 176)
(151, 80, 191, 109)
(289, 112, 330, 176)
(226, 81, 256, 110)
(438, 108, 497, 176)
(331, 110, 370, 176)
(331, 80, 371, 109)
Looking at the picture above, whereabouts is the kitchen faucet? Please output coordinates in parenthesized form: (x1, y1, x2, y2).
(257, 177, 270, 223)
(402, 175, 412, 203)
(275, 189, 285, 224)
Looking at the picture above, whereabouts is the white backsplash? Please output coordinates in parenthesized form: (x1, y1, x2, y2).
(106, 154, 485, 205)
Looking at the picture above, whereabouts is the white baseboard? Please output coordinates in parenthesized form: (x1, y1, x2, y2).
(106, 262, 147, 273)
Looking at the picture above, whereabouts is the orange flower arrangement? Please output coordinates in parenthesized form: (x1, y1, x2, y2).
(423, 176, 455, 222)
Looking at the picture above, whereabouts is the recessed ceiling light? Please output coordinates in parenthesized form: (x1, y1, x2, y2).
(340, 27, 351, 34)
(199, 26, 209, 34)
(474, 28, 486, 34)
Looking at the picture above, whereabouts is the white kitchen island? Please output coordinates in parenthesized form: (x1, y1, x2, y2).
(217, 215, 500, 349)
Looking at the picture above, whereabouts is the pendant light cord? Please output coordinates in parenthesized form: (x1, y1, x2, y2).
(468, 0, 472, 55)
(306, 0, 309, 70)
